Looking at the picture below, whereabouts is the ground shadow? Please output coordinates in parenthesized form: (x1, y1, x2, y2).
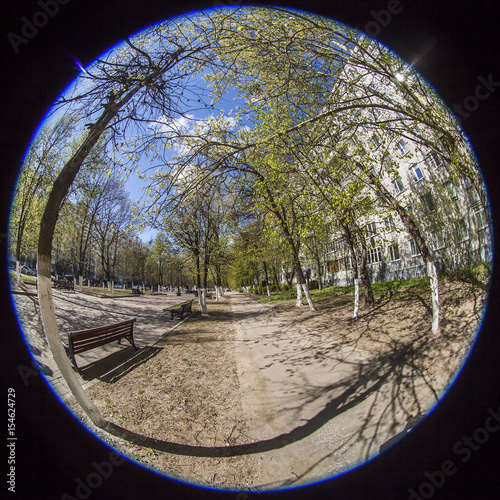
(101, 351, 396, 458)
(80, 346, 163, 382)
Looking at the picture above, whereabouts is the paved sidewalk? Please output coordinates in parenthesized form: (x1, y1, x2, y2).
(11, 286, 193, 400)
(229, 292, 433, 489)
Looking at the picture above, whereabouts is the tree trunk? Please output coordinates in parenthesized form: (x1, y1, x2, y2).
(296, 282, 303, 306)
(344, 223, 360, 320)
(273, 270, 281, 291)
(315, 254, 323, 291)
(294, 260, 315, 311)
(35, 71, 159, 428)
(353, 277, 360, 320)
(199, 288, 208, 314)
(373, 180, 440, 333)
(428, 261, 440, 333)
(302, 281, 316, 310)
(358, 245, 374, 308)
(263, 261, 272, 301)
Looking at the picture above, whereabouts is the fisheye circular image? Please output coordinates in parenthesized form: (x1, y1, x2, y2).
(8, 5, 492, 492)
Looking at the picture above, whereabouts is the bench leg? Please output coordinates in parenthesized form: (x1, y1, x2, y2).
(123, 335, 138, 351)
(63, 346, 81, 374)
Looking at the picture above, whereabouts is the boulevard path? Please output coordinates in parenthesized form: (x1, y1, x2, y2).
(230, 292, 432, 489)
(11, 286, 191, 399)
(11, 286, 440, 490)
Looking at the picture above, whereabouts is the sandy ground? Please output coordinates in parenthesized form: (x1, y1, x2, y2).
(9, 277, 487, 492)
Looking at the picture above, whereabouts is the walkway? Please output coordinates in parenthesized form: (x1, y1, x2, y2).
(11, 286, 437, 490)
(11, 286, 191, 400)
(230, 292, 431, 489)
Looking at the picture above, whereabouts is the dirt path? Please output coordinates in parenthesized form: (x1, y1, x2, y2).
(9, 279, 484, 492)
(230, 292, 440, 489)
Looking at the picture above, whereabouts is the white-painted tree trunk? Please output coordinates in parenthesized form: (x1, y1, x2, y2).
(111, 280, 114, 294)
(427, 261, 440, 333)
(215, 286, 219, 301)
(266, 284, 272, 301)
(79, 275, 83, 292)
(199, 288, 208, 314)
(302, 282, 316, 311)
(353, 278, 360, 320)
(16, 260, 20, 287)
(296, 282, 303, 306)
(37, 257, 106, 428)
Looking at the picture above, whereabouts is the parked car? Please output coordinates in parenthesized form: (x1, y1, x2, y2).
(90, 279, 100, 287)
(114, 283, 124, 289)
(20, 265, 35, 276)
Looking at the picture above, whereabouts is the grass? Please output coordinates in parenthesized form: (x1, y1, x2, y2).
(252, 276, 435, 304)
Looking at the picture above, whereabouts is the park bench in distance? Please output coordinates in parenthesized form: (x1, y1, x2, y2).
(132, 288, 143, 295)
(54, 279, 74, 291)
(166, 299, 193, 320)
(62, 318, 138, 373)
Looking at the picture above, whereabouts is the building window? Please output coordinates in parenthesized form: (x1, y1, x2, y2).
(426, 151, 443, 169)
(383, 154, 393, 168)
(457, 219, 469, 242)
(366, 222, 377, 236)
(433, 231, 445, 250)
(474, 209, 488, 230)
(478, 227, 491, 247)
(327, 260, 340, 273)
(389, 244, 400, 261)
(421, 192, 436, 212)
(406, 204, 413, 216)
(368, 247, 382, 264)
(410, 163, 424, 182)
(410, 238, 421, 257)
(373, 134, 381, 149)
(396, 139, 410, 156)
(463, 176, 472, 188)
(384, 216, 396, 231)
(444, 182, 457, 199)
(393, 177, 405, 194)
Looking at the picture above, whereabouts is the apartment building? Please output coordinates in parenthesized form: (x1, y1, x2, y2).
(308, 42, 492, 287)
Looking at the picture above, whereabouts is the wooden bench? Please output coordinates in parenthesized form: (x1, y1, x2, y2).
(168, 300, 193, 320)
(54, 279, 74, 291)
(62, 318, 138, 373)
(131, 288, 143, 295)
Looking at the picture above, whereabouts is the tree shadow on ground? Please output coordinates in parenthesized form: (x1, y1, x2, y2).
(78, 346, 163, 381)
(101, 350, 397, 458)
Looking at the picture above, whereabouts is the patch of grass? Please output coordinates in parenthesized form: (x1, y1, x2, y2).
(251, 277, 433, 304)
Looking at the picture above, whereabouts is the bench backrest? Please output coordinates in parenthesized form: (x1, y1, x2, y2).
(55, 280, 74, 290)
(182, 300, 193, 313)
(69, 318, 136, 354)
